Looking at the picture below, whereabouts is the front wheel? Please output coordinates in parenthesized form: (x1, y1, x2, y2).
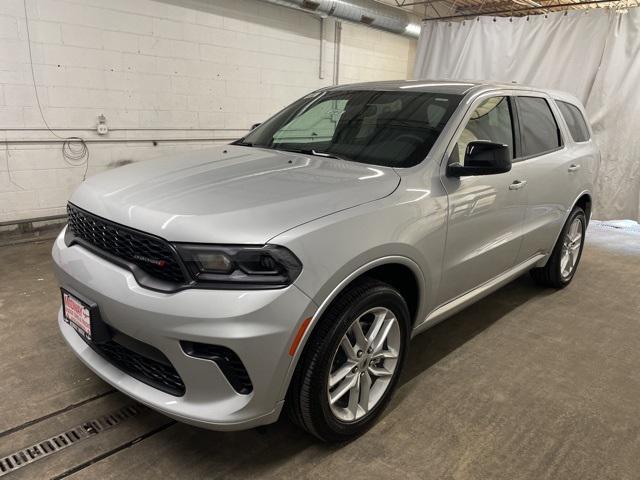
(530, 206, 586, 288)
(287, 278, 410, 442)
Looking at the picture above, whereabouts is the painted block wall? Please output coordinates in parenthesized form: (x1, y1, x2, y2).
(0, 0, 415, 222)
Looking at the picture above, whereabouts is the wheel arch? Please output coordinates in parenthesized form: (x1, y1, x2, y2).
(537, 190, 593, 268)
(280, 255, 426, 400)
(574, 191, 592, 224)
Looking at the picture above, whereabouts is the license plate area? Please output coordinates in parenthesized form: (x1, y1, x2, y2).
(62, 289, 93, 340)
(61, 288, 112, 343)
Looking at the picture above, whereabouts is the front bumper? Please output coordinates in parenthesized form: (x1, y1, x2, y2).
(52, 229, 316, 430)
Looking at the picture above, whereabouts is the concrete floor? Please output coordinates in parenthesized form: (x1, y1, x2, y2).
(1, 223, 639, 479)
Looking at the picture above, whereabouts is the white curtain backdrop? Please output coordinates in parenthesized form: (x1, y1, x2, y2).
(414, 8, 640, 220)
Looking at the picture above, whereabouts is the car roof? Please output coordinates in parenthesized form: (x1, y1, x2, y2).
(329, 80, 481, 95)
(327, 80, 583, 106)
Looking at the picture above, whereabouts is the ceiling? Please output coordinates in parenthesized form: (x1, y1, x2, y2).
(390, 0, 631, 21)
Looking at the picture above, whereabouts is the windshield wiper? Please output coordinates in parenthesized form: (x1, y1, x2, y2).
(232, 138, 253, 147)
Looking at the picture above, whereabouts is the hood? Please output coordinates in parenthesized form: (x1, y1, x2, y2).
(69, 145, 400, 244)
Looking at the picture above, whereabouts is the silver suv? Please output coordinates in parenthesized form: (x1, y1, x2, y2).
(52, 81, 597, 441)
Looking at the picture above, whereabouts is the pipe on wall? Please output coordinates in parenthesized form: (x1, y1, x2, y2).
(261, 0, 421, 38)
(333, 20, 342, 84)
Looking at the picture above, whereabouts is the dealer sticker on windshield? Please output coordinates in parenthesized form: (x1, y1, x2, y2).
(62, 290, 92, 340)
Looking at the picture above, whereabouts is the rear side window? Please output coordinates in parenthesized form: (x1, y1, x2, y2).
(557, 101, 590, 142)
(516, 97, 562, 158)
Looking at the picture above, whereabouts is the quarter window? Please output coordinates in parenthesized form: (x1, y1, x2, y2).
(516, 97, 562, 158)
(453, 96, 514, 164)
(557, 101, 590, 142)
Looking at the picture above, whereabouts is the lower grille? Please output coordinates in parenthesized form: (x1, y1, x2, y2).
(88, 338, 186, 397)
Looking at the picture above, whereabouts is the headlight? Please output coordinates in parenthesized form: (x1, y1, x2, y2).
(174, 244, 302, 289)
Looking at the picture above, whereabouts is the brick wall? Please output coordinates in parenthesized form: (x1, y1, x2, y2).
(0, 0, 415, 222)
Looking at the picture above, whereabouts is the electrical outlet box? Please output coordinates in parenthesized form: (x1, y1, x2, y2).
(96, 114, 108, 135)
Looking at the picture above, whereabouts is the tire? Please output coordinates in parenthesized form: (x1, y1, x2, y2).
(530, 206, 586, 288)
(287, 278, 410, 442)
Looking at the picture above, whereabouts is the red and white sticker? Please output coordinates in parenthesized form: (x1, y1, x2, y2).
(63, 292, 92, 339)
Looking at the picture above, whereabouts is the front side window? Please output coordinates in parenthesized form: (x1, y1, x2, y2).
(516, 97, 562, 158)
(240, 90, 462, 168)
(452, 96, 514, 164)
(556, 101, 590, 142)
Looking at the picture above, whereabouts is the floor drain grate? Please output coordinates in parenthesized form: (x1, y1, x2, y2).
(0, 404, 147, 477)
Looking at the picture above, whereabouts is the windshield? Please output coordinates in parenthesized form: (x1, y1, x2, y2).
(237, 89, 463, 168)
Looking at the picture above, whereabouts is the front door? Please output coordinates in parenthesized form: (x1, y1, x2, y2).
(437, 95, 528, 305)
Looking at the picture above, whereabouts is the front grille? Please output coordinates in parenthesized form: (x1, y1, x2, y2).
(66, 203, 186, 285)
(88, 339, 186, 396)
(181, 342, 253, 394)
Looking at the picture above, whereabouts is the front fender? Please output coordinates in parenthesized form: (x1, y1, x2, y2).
(269, 190, 448, 401)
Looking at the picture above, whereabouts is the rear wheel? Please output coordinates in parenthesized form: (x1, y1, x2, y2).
(530, 206, 586, 288)
(287, 278, 410, 442)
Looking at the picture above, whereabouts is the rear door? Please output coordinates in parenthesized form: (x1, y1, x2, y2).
(437, 94, 528, 305)
(514, 95, 580, 263)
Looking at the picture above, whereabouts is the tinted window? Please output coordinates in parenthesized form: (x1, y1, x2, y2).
(557, 101, 590, 142)
(241, 90, 462, 168)
(516, 97, 562, 158)
(453, 96, 514, 164)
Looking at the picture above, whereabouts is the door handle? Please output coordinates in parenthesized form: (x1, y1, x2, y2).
(509, 180, 527, 190)
(568, 164, 581, 172)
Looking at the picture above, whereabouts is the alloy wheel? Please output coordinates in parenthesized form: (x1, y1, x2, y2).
(327, 307, 401, 423)
(560, 216, 583, 279)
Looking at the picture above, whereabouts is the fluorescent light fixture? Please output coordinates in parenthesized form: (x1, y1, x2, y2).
(404, 23, 422, 37)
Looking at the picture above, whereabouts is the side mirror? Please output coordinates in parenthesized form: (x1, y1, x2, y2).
(447, 141, 512, 177)
(250, 123, 261, 130)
